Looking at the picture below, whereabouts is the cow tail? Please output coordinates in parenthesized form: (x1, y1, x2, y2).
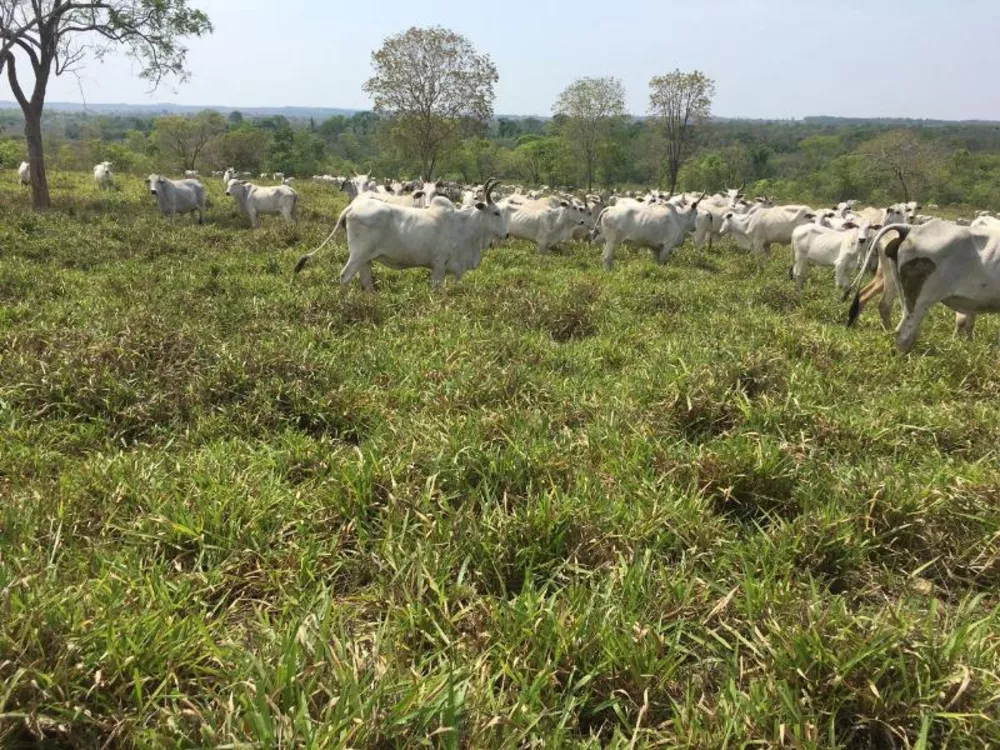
(293, 204, 350, 277)
(846, 225, 910, 326)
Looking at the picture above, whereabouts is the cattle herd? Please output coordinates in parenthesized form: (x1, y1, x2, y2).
(13, 160, 1000, 354)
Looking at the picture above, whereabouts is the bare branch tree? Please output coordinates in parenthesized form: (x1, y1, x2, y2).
(0, 0, 212, 208)
(648, 70, 716, 193)
(364, 26, 497, 180)
(553, 76, 627, 192)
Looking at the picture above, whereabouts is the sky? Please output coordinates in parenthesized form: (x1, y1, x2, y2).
(7, 0, 1000, 120)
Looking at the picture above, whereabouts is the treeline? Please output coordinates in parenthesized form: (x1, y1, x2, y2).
(3, 107, 1000, 209)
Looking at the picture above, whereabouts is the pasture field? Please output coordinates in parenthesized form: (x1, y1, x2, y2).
(2, 173, 1000, 748)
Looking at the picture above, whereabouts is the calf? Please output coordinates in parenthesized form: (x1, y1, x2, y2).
(791, 221, 877, 293)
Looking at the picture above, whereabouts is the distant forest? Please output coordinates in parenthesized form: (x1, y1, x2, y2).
(2, 106, 999, 208)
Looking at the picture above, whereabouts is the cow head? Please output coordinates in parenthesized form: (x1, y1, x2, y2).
(147, 174, 166, 195)
(474, 178, 508, 243)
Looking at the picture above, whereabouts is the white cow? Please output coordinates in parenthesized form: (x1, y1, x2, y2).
(294, 179, 508, 289)
(272, 172, 285, 182)
(694, 198, 773, 249)
(595, 194, 706, 270)
(971, 215, 1000, 230)
(184, 170, 199, 178)
(503, 199, 587, 253)
(223, 168, 237, 186)
(720, 205, 816, 256)
(93, 161, 114, 190)
(791, 221, 877, 293)
(226, 179, 298, 229)
(17, 161, 30, 185)
(341, 173, 378, 201)
(856, 221, 1000, 352)
(147, 174, 207, 224)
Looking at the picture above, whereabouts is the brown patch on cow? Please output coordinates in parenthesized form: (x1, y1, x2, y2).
(899, 257, 937, 313)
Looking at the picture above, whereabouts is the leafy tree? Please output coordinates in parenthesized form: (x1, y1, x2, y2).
(151, 111, 226, 172)
(860, 129, 938, 203)
(553, 76, 627, 191)
(0, 0, 212, 208)
(364, 26, 497, 179)
(211, 127, 269, 172)
(648, 70, 716, 192)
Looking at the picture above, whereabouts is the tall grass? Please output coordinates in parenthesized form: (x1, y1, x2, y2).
(1, 173, 998, 747)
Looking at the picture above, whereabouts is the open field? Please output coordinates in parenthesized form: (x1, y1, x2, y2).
(2, 174, 1000, 747)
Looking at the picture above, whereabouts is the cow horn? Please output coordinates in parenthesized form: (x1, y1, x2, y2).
(484, 177, 498, 204)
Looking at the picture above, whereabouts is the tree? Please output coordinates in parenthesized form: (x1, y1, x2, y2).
(553, 76, 626, 191)
(648, 70, 716, 192)
(0, 0, 212, 208)
(151, 111, 226, 171)
(860, 129, 937, 203)
(210, 126, 269, 172)
(364, 26, 497, 179)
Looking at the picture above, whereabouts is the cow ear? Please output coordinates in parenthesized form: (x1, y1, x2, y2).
(872, 224, 883, 230)
(843, 221, 857, 229)
(805, 212, 816, 219)
(560, 200, 569, 208)
(475, 202, 487, 211)
(413, 190, 425, 199)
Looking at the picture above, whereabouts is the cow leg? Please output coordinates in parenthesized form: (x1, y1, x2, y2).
(602, 241, 616, 271)
(792, 251, 808, 292)
(955, 313, 976, 338)
(339, 254, 367, 287)
(358, 263, 374, 291)
(249, 209, 259, 229)
(895, 298, 934, 354)
(431, 261, 448, 287)
(878, 275, 897, 332)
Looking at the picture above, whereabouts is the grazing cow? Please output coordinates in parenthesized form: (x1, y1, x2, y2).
(93, 161, 114, 190)
(294, 179, 508, 289)
(720, 205, 816, 256)
(791, 221, 878, 293)
(273, 172, 285, 182)
(503, 199, 588, 253)
(223, 168, 237, 186)
(184, 170, 199, 178)
(17, 161, 30, 185)
(147, 174, 206, 224)
(226, 179, 298, 229)
(850, 221, 1000, 352)
(595, 194, 706, 270)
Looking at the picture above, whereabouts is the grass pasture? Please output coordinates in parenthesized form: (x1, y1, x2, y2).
(2, 173, 1000, 747)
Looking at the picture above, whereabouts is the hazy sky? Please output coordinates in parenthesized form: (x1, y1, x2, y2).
(9, 0, 1000, 120)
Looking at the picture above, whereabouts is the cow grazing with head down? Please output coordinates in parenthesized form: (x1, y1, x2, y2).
(849, 220, 1000, 352)
(294, 179, 508, 289)
(147, 174, 207, 224)
(226, 179, 298, 228)
(17, 161, 30, 185)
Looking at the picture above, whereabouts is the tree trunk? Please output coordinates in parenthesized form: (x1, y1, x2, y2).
(24, 105, 50, 209)
(667, 161, 679, 194)
(895, 170, 909, 203)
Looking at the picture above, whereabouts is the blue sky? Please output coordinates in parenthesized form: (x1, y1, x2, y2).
(15, 0, 1000, 120)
